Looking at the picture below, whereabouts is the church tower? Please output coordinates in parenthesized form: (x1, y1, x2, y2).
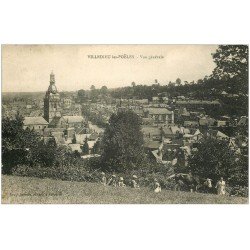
(44, 71, 62, 123)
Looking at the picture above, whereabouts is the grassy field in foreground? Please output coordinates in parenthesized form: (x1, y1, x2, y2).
(1, 175, 248, 204)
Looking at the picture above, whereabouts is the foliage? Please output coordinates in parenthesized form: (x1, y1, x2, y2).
(72, 134, 77, 144)
(212, 45, 248, 83)
(176, 78, 181, 86)
(227, 155, 248, 187)
(227, 185, 248, 198)
(101, 110, 146, 172)
(82, 104, 107, 128)
(82, 137, 89, 155)
(77, 89, 87, 103)
(100, 85, 108, 95)
(2, 115, 88, 173)
(32, 138, 58, 167)
(2, 114, 41, 174)
(11, 164, 96, 182)
(92, 139, 101, 154)
(188, 137, 248, 187)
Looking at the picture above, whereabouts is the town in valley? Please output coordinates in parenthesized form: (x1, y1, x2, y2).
(1, 45, 248, 204)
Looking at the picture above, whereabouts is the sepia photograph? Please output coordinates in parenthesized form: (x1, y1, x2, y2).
(1, 44, 248, 204)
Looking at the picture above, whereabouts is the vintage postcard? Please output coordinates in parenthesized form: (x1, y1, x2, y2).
(1, 45, 248, 204)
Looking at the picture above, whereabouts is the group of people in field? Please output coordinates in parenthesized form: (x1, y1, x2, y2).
(173, 171, 227, 195)
(100, 172, 161, 193)
(99, 171, 226, 195)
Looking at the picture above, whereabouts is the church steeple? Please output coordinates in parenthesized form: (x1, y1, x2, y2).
(50, 71, 55, 85)
(44, 71, 61, 123)
(47, 71, 58, 94)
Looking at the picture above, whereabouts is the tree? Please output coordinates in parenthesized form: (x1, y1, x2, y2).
(34, 138, 58, 167)
(2, 114, 40, 174)
(90, 85, 98, 102)
(77, 89, 86, 103)
(188, 137, 247, 186)
(212, 45, 248, 93)
(101, 110, 145, 172)
(82, 137, 89, 155)
(100, 85, 108, 96)
(72, 134, 77, 144)
(176, 78, 181, 86)
(92, 139, 101, 154)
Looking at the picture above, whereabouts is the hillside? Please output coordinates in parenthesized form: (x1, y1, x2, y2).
(1, 175, 248, 204)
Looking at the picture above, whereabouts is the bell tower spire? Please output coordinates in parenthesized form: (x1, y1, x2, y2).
(44, 71, 61, 123)
(50, 71, 55, 85)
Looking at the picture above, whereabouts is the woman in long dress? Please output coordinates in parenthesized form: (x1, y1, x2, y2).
(215, 177, 226, 195)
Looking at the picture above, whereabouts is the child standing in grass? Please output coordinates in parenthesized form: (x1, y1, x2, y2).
(100, 172, 107, 186)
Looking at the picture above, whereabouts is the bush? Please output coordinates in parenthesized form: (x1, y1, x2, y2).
(227, 186, 248, 197)
(189, 137, 248, 186)
(12, 164, 100, 183)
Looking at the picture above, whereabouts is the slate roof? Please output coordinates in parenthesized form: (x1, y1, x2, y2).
(75, 127, 89, 134)
(162, 127, 173, 135)
(142, 117, 154, 124)
(43, 128, 65, 137)
(144, 141, 162, 149)
(49, 116, 64, 127)
(24, 116, 48, 126)
(146, 108, 172, 115)
(89, 132, 99, 141)
(176, 100, 220, 105)
(142, 126, 161, 136)
(63, 115, 84, 123)
(170, 126, 181, 134)
(183, 121, 199, 127)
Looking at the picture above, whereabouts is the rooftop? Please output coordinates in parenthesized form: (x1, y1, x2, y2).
(63, 115, 84, 123)
(23, 116, 48, 126)
(142, 126, 161, 136)
(146, 108, 172, 115)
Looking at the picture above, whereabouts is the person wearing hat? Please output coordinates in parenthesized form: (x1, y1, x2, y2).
(131, 175, 140, 188)
(118, 177, 126, 187)
(107, 174, 117, 187)
(153, 178, 161, 193)
(100, 172, 107, 186)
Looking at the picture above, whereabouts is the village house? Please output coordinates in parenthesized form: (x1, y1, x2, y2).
(23, 116, 49, 132)
(174, 99, 221, 111)
(142, 126, 162, 141)
(152, 96, 160, 103)
(199, 116, 216, 127)
(144, 108, 174, 124)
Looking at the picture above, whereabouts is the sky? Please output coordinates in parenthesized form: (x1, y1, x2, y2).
(2, 45, 218, 92)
